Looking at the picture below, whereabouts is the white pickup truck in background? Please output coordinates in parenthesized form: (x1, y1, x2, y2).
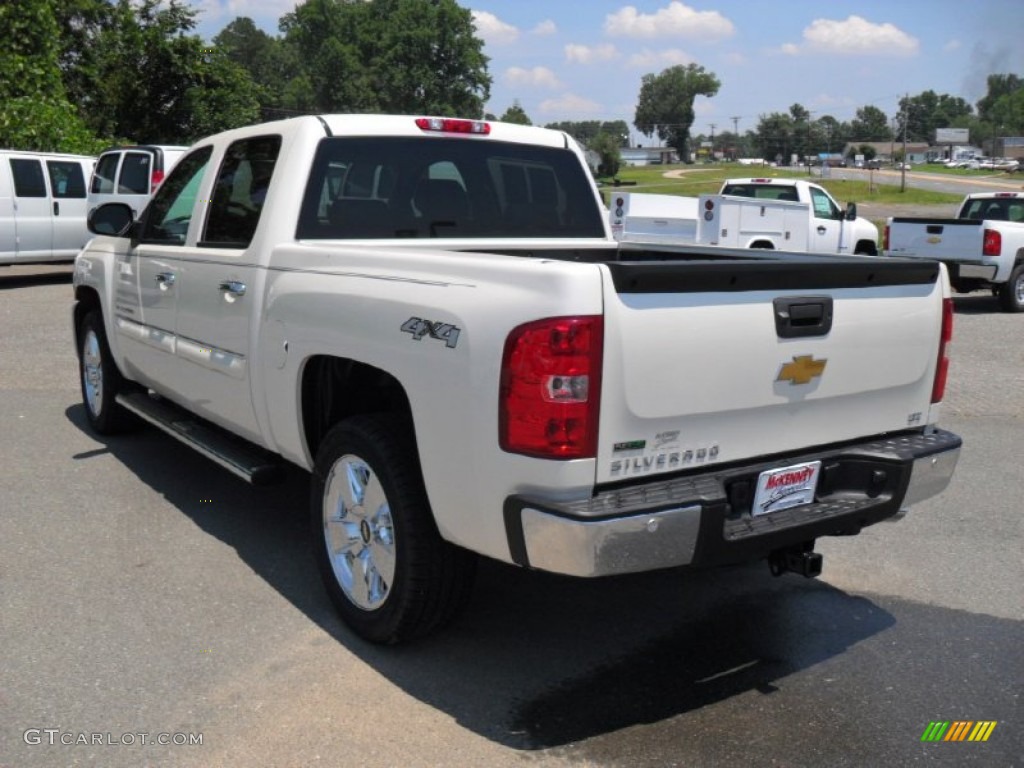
(610, 178, 879, 255)
(73, 115, 960, 644)
(884, 192, 1024, 312)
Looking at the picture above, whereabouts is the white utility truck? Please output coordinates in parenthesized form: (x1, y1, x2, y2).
(610, 177, 879, 255)
(73, 115, 960, 643)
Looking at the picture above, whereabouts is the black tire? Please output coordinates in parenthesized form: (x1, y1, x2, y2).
(310, 414, 476, 644)
(78, 310, 135, 434)
(997, 265, 1024, 312)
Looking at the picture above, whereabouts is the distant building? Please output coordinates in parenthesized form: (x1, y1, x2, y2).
(841, 141, 930, 164)
(621, 147, 679, 166)
(993, 137, 1024, 161)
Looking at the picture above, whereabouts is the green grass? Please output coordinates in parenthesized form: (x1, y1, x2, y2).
(597, 164, 965, 206)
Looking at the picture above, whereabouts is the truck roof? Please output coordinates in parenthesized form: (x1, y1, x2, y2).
(316, 114, 573, 148)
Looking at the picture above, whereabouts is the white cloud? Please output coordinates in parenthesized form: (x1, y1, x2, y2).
(780, 43, 800, 56)
(786, 15, 919, 57)
(505, 66, 562, 89)
(565, 43, 619, 64)
(604, 2, 734, 41)
(471, 10, 519, 45)
(532, 19, 557, 36)
(944, 39, 962, 53)
(628, 48, 694, 68)
(539, 93, 604, 116)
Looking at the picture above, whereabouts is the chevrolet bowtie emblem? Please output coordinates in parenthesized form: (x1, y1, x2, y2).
(777, 355, 827, 385)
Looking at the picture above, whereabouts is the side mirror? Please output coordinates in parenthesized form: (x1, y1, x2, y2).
(88, 203, 135, 237)
(845, 201, 858, 221)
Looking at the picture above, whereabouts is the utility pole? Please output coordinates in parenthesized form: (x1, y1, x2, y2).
(901, 93, 908, 193)
(709, 123, 716, 161)
(731, 116, 740, 159)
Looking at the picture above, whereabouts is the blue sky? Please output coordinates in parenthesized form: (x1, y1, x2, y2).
(187, 1, 1023, 140)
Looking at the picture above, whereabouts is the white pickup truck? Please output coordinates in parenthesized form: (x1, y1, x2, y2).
(610, 178, 880, 255)
(884, 192, 1024, 312)
(73, 115, 961, 644)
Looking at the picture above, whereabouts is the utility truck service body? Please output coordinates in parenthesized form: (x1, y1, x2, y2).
(610, 178, 879, 255)
(72, 115, 960, 643)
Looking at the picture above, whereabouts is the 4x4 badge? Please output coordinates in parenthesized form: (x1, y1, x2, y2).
(777, 355, 827, 385)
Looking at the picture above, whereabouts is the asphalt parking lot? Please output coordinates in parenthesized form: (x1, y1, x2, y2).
(1, 264, 1021, 767)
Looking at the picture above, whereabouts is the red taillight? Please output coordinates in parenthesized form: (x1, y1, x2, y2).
(500, 316, 603, 459)
(883, 224, 890, 252)
(982, 228, 1001, 256)
(151, 169, 165, 191)
(931, 298, 953, 404)
(415, 117, 490, 135)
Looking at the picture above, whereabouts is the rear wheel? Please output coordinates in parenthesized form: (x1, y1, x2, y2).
(310, 414, 476, 644)
(998, 265, 1024, 312)
(78, 310, 135, 434)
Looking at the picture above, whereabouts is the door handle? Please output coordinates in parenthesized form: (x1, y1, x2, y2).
(155, 272, 176, 291)
(816, 226, 827, 235)
(219, 280, 246, 297)
(53, 201, 60, 216)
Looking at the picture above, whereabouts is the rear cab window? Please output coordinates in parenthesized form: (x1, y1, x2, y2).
(296, 137, 604, 240)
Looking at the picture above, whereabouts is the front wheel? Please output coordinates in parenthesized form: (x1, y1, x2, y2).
(310, 415, 476, 644)
(997, 265, 1024, 312)
(78, 310, 135, 434)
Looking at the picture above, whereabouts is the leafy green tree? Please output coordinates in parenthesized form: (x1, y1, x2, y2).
(753, 111, 794, 164)
(53, 0, 117, 124)
(590, 131, 621, 177)
(88, 0, 260, 143)
(634, 64, 720, 161)
(279, 0, 491, 116)
(544, 121, 629, 147)
(0, 0, 102, 152)
(897, 90, 973, 143)
(850, 106, 891, 141)
(499, 101, 531, 125)
(976, 74, 1022, 123)
(989, 88, 1024, 134)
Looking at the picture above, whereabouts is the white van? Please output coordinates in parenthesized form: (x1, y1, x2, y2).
(0, 150, 96, 265)
(87, 145, 187, 217)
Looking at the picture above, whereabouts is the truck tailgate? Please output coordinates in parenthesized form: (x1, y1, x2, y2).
(887, 218, 981, 259)
(596, 251, 945, 484)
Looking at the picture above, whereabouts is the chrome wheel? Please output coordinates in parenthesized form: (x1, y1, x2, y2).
(1015, 273, 1024, 305)
(322, 454, 396, 611)
(81, 327, 104, 418)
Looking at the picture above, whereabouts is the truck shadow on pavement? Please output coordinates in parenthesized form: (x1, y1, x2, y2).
(951, 293, 1004, 314)
(67, 404, 898, 751)
(0, 267, 73, 290)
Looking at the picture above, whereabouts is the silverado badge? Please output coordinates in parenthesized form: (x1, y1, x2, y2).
(777, 355, 827, 385)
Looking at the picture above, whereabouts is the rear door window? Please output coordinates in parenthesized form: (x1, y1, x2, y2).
(46, 161, 87, 198)
(91, 154, 119, 194)
(118, 152, 152, 194)
(202, 135, 282, 248)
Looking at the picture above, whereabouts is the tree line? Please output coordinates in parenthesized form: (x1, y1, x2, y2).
(0, 0, 490, 153)
(1, 0, 1020, 170)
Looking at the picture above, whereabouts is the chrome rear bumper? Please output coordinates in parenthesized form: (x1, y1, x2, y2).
(505, 429, 961, 578)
